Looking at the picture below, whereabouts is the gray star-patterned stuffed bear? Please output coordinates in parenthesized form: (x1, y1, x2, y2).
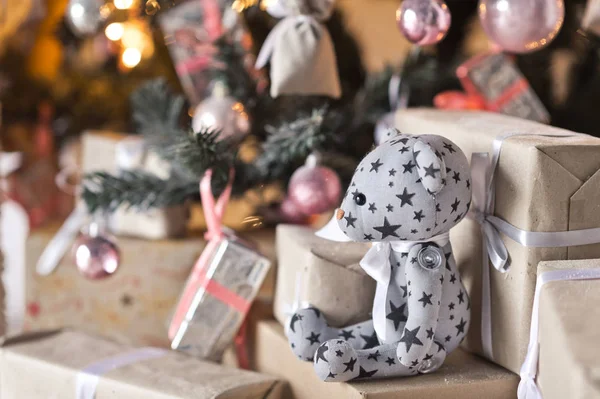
(286, 131, 472, 382)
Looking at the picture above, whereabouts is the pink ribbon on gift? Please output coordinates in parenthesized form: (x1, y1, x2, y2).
(168, 168, 251, 341)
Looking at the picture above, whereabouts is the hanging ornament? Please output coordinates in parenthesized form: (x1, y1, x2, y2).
(288, 155, 341, 216)
(254, 0, 341, 98)
(396, 0, 451, 46)
(192, 83, 251, 141)
(478, 0, 565, 53)
(145, 0, 161, 15)
(72, 222, 120, 280)
(279, 196, 310, 224)
(582, 0, 600, 37)
(65, 0, 106, 37)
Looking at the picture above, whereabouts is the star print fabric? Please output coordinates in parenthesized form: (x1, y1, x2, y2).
(285, 131, 472, 382)
(338, 134, 471, 243)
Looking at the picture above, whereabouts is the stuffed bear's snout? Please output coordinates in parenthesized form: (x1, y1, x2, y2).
(336, 208, 345, 220)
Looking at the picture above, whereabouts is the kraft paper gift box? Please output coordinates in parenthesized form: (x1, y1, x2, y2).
(273, 224, 374, 328)
(395, 109, 600, 374)
(253, 320, 518, 399)
(81, 131, 188, 240)
(23, 223, 276, 348)
(529, 259, 600, 399)
(0, 330, 284, 398)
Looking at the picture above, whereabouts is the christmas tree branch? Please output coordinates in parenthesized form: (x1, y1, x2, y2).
(82, 170, 199, 213)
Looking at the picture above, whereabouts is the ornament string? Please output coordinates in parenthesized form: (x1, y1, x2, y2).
(517, 268, 600, 399)
(467, 131, 600, 360)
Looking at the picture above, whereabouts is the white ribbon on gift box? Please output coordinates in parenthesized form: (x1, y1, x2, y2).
(0, 152, 30, 335)
(76, 347, 167, 399)
(517, 267, 600, 399)
(468, 131, 600, 362)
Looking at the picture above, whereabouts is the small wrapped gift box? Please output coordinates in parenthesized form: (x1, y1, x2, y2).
(23, 222, 276, 348)
(81, 131, 188, 240)
(395, 109, 600, 374)
(253, 320, 518, 399)
(0, 330, 284, 398)
(520, 259, 600, 399)
(273, 224, 374, 328)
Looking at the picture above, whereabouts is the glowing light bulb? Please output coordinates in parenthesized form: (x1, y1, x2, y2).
(71, 3, 84, 18)
(105, 23, 124, 41)
(114, 0, 134, 9)
(122, 48, 142, 68)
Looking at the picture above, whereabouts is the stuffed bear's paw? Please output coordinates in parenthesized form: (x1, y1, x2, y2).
(313, 340, 360, 382)
(401, 341, 447, 375)
(286, 307, 330, 361)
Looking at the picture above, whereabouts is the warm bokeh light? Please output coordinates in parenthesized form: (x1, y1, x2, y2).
(121, 47, 142, 68)
(122, 24, 146, 49)
(105, 23, 124, 41)
(114, 0, 134, 9)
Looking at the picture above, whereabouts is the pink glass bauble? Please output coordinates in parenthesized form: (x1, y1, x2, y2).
(478, 0, 564, 53)
(288, 165, 341, 215)
(396, 0, 451, 46)
(72, 233, 120, 279)
(279, 197, 309, 224)
(192, 95, 250, 141)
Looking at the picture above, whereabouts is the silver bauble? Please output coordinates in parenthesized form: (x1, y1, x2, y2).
(65, 0, 105, 37)
(191, 95, 251, 141)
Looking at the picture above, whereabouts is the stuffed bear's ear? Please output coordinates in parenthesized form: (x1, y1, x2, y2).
(413, 140, 447, 195)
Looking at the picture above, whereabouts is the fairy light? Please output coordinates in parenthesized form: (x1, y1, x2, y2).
(114, 0, 134, 9)
(122, 48, 142, 68)
(105, 22, 124, 41)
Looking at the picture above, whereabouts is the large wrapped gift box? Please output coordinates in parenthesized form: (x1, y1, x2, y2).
(274, 225, 373, 328)
(535, 259, 600, 399)
(82, 131, 188, 240)
(23, 223, 276, 347)
(0, 330, 284, 398)
(253, 320, 518, 399)
(395, 109, 600, 373)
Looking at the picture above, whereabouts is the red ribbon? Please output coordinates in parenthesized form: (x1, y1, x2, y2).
(168, 169, 252, 342)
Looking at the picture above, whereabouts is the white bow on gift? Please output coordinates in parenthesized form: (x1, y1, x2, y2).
(0, 152, 30, 335)
(316, 215, 449, 343)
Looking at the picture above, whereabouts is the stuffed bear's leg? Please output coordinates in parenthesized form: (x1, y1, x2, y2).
(314, 339, 448, 382)
(287, 307, 377, 361)
(313, 341, 416, 382)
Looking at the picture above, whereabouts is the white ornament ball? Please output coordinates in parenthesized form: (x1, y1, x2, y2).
(192, 96, 251, 141)
(65, 0, 105, 37)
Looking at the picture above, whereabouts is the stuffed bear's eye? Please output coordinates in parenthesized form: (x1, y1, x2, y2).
(354, 193, 367, 206)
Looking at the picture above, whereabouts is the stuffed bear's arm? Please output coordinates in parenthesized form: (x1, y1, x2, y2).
(397, 243, 444, 367)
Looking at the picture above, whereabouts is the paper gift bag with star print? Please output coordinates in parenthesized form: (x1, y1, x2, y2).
(252, 320, 519, 399)
(534, 259, 600, 399)
(273, 224, 374, 328)
(22, 222, 276, 348)
(395, 109, 600, 374)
